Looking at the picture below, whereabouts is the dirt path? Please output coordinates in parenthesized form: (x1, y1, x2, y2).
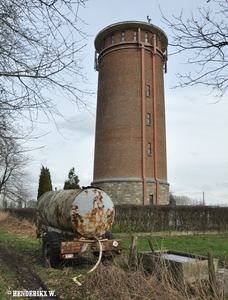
(0, 244, 60, 299)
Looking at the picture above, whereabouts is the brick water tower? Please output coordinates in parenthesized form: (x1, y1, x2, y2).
(91, 21, 169, 205)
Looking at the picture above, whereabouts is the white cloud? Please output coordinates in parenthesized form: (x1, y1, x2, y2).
(58, 112, 96, 137)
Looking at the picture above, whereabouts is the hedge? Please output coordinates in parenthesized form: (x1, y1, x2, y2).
(3, 205, 228, 233)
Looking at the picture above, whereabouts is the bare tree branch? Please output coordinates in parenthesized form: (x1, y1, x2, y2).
(0, 0, 91, 131)
(161, 0, 228, 99)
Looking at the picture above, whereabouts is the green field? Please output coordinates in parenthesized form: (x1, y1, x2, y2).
(1, 231, 228, 264)
(118, 233, 228, 265)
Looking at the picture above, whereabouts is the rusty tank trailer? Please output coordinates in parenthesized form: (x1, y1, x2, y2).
(36, 187, 115, 238)
(36, 187, 122, 269)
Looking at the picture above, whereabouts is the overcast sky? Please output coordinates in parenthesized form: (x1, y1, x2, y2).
(27, 0, 228, 206)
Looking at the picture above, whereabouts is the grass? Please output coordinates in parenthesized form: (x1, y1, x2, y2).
(0, 265, 21, 300)
(0, 232, 40, 249)
(2, 230, 228, 266)
(118, 233, 228, 265)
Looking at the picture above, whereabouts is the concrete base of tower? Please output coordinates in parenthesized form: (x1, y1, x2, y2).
(91, 178, 170, 205)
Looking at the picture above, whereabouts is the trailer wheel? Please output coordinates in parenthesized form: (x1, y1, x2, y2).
(42, 231, 63, 268)
(105, 230, 114, 240)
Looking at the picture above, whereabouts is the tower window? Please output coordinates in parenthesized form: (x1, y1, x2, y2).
(145, 32, 149, 43)
(121, 31, 125, 41)
(147, 142, 152, 156)
(133, 30, 137, 41)
(147, 113, 151, 125)
(111, 34, 114, 44)
(146, 85, 151, 97)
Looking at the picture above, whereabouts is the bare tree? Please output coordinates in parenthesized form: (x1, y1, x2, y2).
(172, 195, 202, 206)
(162, 0, 228, 100)
(0, 1, 90, 205)
(0, 0, 90, 132)
(14, 181, 32, 208)
(0, 134, 30, 199)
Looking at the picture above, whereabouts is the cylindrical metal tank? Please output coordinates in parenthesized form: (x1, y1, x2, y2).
(36, 188, 115, 238)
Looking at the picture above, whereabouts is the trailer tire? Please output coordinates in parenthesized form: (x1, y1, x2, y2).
(42, 231, 63, 268)
(105, 230, 114, 240)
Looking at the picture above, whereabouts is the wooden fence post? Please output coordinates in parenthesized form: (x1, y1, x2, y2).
(208, 251, 218, 297)
(148, 239, 155, 254)
(128, 235, 138, 270)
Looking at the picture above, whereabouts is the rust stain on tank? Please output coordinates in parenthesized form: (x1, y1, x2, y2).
(71, 191, 114, 237)
(71, 205, 84, 229)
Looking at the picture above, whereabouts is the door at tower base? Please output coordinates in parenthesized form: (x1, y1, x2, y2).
(91, 179, 170, 205)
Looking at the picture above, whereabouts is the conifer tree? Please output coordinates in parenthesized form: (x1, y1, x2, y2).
(63, 167, 80, 190)
(37, 166, 53, 199)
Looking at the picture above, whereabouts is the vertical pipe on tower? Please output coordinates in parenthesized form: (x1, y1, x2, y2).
(152, 34, 160, 205)
(139, 28, 147, 205)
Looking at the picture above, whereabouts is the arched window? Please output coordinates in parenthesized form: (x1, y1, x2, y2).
(121, 31, 125, 41)
(145, 32, 149, 43)
(147, 142, 152, 155)
(146, 85, 151, 97)
(147, 113, 151, 125)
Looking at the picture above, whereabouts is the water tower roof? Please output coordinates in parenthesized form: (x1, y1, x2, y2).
(94, 20, 168, 52)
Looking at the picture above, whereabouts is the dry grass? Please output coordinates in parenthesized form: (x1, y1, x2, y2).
(0, 210, 9, 222)
(0, 210, 35, 238)
(82, 263, 185, 300)
(77, 258, 227, 300)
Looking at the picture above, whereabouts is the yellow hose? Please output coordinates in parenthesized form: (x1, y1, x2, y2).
(72, 236, 103, 286)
